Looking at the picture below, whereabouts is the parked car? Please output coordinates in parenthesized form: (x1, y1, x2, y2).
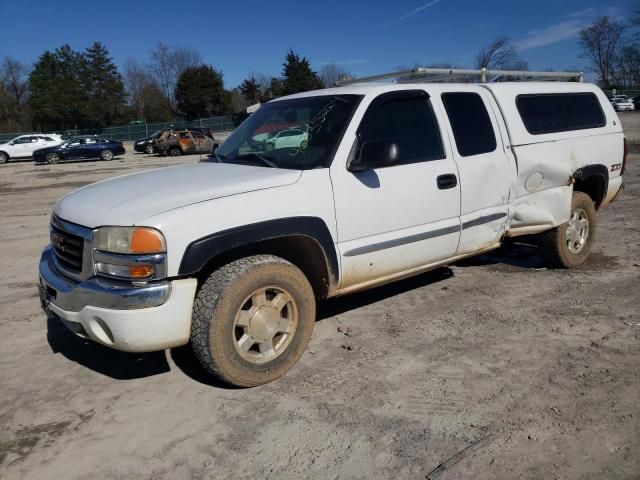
(0, 134, 64, 164)
(263, 127, 309, 151)
(33, 136, 125, 164)
(39, 79, 625, 387)
(154, 129, 215, 156)
(610, 97, 635, 112)
(134, 130, 165, 154)
(134, 127, 215, 154)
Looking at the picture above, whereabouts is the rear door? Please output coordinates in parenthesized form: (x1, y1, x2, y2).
(331, 89, 461, 292)
(440, 88, 513, 254)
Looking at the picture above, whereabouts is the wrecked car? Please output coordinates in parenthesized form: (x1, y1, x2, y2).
(39, 71, 626, 387)
(153, 128, 215, 156)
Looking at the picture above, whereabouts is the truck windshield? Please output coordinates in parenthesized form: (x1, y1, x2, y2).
(208, 94, 363, 169)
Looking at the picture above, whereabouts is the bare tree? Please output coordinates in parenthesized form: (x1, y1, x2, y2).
(123, 58, 173, 121)
(318, 64, 352, 87)
(0, 57, 30, 130)
(1, 57, 29, 106)
(149, 43, 202, 114)
(475, 36, 527, 70)
(579, 17, 626, 88)
(614, 45, 640, 88)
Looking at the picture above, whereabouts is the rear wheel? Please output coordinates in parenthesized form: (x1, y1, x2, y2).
(538, 191, 597, 268)
(100, 149, 114, 161)
(191, 255, 316, 387)
(169, 147, 182, 157)
(46, 153, 60, 165)
(0, 152, 8, 164)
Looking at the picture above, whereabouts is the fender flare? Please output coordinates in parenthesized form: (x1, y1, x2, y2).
(178, 216, 339, 285)
(572, 164, 609, 206)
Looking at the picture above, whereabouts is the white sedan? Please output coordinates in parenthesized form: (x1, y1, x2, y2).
(0, 134, 64, 163)
(264, 128, 308, 151)
(610, 98, 635, 112)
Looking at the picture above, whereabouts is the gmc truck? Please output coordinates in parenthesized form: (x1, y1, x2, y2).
(39, 72, 626, 387)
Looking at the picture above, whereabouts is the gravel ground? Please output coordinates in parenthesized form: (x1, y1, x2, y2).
(0, 117, 639, 479)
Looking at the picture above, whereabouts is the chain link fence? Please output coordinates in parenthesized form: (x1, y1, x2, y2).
(0, 115, 237, 143)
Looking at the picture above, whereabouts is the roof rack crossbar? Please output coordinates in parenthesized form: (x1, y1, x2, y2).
(337, 67, 584, 86)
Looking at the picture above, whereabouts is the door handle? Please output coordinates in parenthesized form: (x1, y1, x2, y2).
(437, 174, 457, 190)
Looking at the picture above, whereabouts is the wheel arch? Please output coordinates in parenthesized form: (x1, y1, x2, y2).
(178, 217, 339, 299)
(572, 164, 609, 209)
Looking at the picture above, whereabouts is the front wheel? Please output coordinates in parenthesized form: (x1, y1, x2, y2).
(538, 191, 597, 268)
(191, 255, 316, 387)
(0, 152, 8, 164)
(100, 149, 114, 161)
(46, 152, 60, 165)
(144, 144, 155, 154)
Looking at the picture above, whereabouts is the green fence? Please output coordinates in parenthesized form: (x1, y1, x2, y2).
(0, 115, 236, 143)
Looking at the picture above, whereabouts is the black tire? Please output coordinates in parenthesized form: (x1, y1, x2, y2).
(144, 144, 155, 154)
(169, 147, 182, 157)
(191, 254, 316, 387)
(46, 152, 60, 165)
(100, 149, 114, 161)
(538, 191, 597, 268)
(0, 152, 8, 164)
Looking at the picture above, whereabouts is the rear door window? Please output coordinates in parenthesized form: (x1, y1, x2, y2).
(442, 92, 497, 157)
(516, 93, 605, 134)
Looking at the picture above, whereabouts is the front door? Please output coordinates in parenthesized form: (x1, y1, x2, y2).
(331, 89, 461, 292)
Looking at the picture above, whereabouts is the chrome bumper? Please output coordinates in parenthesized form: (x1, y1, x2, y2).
(39, 246, 170, 312)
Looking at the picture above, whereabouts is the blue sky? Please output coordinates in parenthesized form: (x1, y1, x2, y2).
(0, 0, 636, 87)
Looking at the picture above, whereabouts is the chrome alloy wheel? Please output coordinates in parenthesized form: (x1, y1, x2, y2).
(566, 208, 589, 254)
(232, 286, 298, 364)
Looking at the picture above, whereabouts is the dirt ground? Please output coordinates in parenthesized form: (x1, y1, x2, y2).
(1, 115, 639, 480)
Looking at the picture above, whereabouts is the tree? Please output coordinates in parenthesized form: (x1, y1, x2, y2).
(281, 50, 322, 95)
(82, 42, 126, 128)
(319, 64, 352, 87)
(175, 65, 226, 119)
(29, 45, 88, 130)
(475, 36, 528, 70)
(239, 76, 261, 104)
(0, 57, 30, 131)
(614, 44, 640, 88)
(123, 59, 171, 122)
(149, 43, 202, 115)
(579, 17, 625, 88)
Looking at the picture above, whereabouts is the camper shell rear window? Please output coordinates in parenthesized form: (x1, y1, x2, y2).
(516, 93, 606, 135)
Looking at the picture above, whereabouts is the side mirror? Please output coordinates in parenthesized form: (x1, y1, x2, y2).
(8, 142, 14, 146)
(348, 140, 399, 172)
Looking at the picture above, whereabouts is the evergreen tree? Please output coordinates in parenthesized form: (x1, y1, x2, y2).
(175, 65, 225, 119)
(281, 50, 322, 95)
(239, 76, 261, 104)
(82, 42, 126, 128)
(29, 45, 87, 130)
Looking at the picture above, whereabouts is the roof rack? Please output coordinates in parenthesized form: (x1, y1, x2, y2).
(337, 67, 584, 86)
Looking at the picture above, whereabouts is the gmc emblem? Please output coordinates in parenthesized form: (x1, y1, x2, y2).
(51, 232, 65, 250)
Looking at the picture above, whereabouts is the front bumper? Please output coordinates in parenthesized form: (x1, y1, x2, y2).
(39, 246, 197, 352)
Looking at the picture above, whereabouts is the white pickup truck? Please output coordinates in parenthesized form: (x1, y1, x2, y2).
(39, 75, 627, 386)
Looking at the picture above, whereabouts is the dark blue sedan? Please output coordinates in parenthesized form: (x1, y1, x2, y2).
(33, 136, 125, 164)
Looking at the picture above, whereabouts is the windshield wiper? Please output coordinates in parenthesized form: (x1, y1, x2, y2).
(235, 152, 278, 168)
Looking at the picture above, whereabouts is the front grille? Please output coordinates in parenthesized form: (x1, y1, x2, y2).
(51, 224, 84, 273)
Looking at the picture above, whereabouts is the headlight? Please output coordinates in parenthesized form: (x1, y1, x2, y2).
(94, 226, 166, 254)
(93, 227, 167, 281)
